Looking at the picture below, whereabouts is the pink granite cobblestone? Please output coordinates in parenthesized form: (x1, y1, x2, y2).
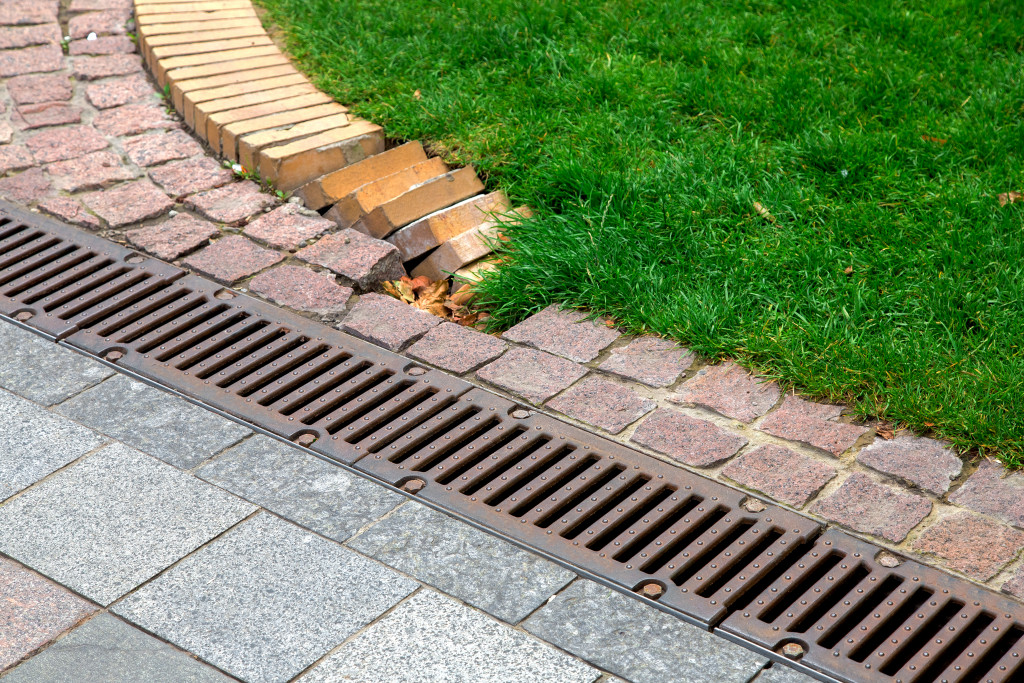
(406, 322, 508, 374)
(913, 512, 1024, 582)
(184, 235, 284, 284)
(244, 204, 334, 250)
(598, 336, 693, 387)
(477, 347, 588, 404)
(857, 435, 963, 495)
(546, 376, 655, 434)
(758, 395, 870, 456)
(341, 292, 442, 351)
(502, 304, 620, 362)
(811, 473, 931, 542)
(721, 444, 837, 508)
(670, 362, 779, 422)
(630, 408, 747, 467)
(126, 214, 220, 260)
(248, 265, 353, 315)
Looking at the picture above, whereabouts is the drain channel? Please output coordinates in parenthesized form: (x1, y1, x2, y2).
(2, 201, 1022, 683)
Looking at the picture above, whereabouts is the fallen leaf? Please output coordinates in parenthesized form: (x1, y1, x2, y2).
(450, 284, 474, 307)
(876, 423, 894, 440)
(413, 89, 421, 100)
(383, 279, 415, 303)
(844, 266, 854, 275)
(920, 135, 947, 145)
(753, 201, 776, 223)
(998, 191, 1023, 207)
(457, 312, 479, 327)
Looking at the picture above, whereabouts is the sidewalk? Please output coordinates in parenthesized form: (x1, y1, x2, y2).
(0, 317, 811, 683)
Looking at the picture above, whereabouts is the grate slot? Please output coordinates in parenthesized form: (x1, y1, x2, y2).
(0, 224, 36, 250)
(317, 378, 413, 434)
(151, 306, 242, 360)
(481, 442, 574, 506)
(957, 623, 1024, 683)
(169, 314, 259, 369)
(383, 402, 486, 466)
(0, 234, 58, 272)
(140, 303, 234, 355)
(670, 517, 756, 587)
(433, 422, 525, 480)
(95, 286, 193, 340)
(0, 244, 82, 291)
(191, 324, 285, 380)
(34, 263, 125, 311)
(817, 574, 904, 650)
(788, 563, 871, 634)
(507, 453, 602, 518)
(214, 332, 309, 390)
(846, 585, 934, 662)
(613, 494, 703, 564)
(341, 384, 439, 442)
(586, 484, 674, 553)
(361, 393, 460, 453)
(255, 350, 353, 407)
(694, 525, 785, 598)
(876, 600, 974, 677)
(758, 551, 845, 624)
(276, 359, 374, 415)
(554, 474, 649, 540)
(51, 269, 140, 318)
(637, 504, 727, 573)
(17, 255, 114, 305)
(237, 342, 329, 397)
(459, 435, 553, 496)
(111, 291, 207, 344)
(72, 279, 180, 331)
(297, 369, 393, 425)
(531, 462, 628, 529)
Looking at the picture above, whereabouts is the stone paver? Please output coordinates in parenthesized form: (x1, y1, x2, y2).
(758, 395, 870, 456)
(72, 54, 143, 80)
(7, 72, 71, 104)
(524, 579, 767, 683)
(46, 150, 134, 192)
(301, 590, 600, 683)
(670, 362, 780, 422)
(0, 443, 254, 605)
(857, 434, 963, 495)
(56, 375, 251, 468)
(123, 128, 202, 166)
(0, 3, 57, 26)
(0, 321, 113, 405)
(0, 167, 49, 202)
(502, 304, 620, 362)
(24, 123, 107, 163)
(0, 558, 97, 672)
(248, 265, 353, 315)
(0, 388, 106, 502)
(14, 101, 81, 129)
(244, 203, 334, 250)
(0, 44, 62, 77)
(546, 375, 655, 433)
(0, 144, 33, 173)
(340, 292, 442, 351)
(296, 229, 405, 290)
(949, 460, 1024, 529)
(183, 235, 285, 284)
(406, 321, 508, 373)
(82, 179, 174, 228)
(0, 24, 61, 50)
(721, 444, 837, 508)
(197, 435, 402, 542)
(630, 408, 747, 467)
(126, 212, 220, 260)
(38, 196, 101, 229)
(94, 102, 176, 137)
(350, 503, 575, 623)
(754, 665, 820, 683)
(598, 336, 693, 387)
(1, 613, 232, 683)
(68, 10, 128, 40)
(149, 156, 234, 197)
(1001, 565, 1024, 600)
(811, 473, 931, 542)
(68, 35, 135, 56)
(114, 514, 417, 683)
(184, 180, 277, 224)
(85, 73, 154, 109)
(913, 512, 1024, 581)
(477, 346, 588, 404)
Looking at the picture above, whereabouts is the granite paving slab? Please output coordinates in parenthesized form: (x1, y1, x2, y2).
(753, 664, 820, 683)
(55, 375, 251, 468)
(1, 613, 233, 683)
(0, 443, 254, 604)
(0, 387, 106, 502)
(196, 434, 402, 542)
(523, 579, 768, 683)
(0, 321, 113, 405)
(349, 502, 576, 623)
(113, 514, 417, 683)
(299, 589, 600, 683)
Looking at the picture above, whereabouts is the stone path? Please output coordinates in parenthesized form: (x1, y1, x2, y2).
(0, 0, 1021, 615)
(0, 318, 815, 683)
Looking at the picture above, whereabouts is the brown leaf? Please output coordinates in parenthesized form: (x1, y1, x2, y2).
(413, 89, 422, 100)
(753, 201, 776, 224)
(921, 135, 947, 145)
(384, 279, 415, 303)
(457, 312, 479, 327)
(998, 191, 1023, 207)
(876, 423, 895, 440)
(415, 280, 448, 307)
(843, 266, 854, 275)
(449, 283, 474, 307)
(407, 275, 431, 294)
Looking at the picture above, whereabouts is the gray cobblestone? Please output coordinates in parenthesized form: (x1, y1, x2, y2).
(0, 321, 113, 405)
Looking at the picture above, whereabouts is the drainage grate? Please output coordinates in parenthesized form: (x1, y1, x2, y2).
(4, 200, 1024, 683)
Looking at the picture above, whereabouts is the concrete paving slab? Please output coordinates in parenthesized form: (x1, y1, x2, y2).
(196, 434, 402, 542)
(113, 514, 417, 683)
(55, 374, 251, 468)
(523, 579, 768, 683)
(299, 589, 600, 683)
(0, 387, 106, 502)
(0, 443, 254, 604)
(0, 558, 97, 672)
(349, 502, 575, 623)
(0, 321, 113, 405)
(753, 663, 820, 683)
(1, 613, 232, 682)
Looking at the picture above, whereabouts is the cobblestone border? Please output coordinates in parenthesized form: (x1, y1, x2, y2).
(0, 0, 1021, 604)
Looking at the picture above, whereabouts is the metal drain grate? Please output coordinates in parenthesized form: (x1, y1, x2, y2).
(4, 200, 1024, 683)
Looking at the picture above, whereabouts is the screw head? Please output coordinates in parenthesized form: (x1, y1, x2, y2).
(781, 643, 805, 659)
(214, 289, 236, 300)
(14, 311, 32, 322)
(511, 409, 531, 420)
(407, 367, 427, 377)
(876, 551, 902, 568)
(640, 583, 664, 599)
(401, 479, 426, 494)
(105, 350, 124, 362)
(295, 434, 316, 447)
(742, 497, 766, 513)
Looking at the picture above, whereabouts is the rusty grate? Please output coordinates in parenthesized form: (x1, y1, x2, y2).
(4, 200, 1024, 683)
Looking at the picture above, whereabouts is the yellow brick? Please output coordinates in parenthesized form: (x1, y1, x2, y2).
(139, 18, 263, 41)
(182, 73, 307, 126)
(220, 102, 346, 160)
(204, 91, 334, 152)
(150, 35, 272, 65)
(410, 221, 501, 281)
(136, 1, 253, 15)
(238, 113, 352, 169)
(296, 141, 427, 211)
(192, 83, 319, 140)
(159, 49, 286, 86)
(144, 26, 266, 49)
(136, 9, 256, 26)
(258, 121, 385, 192)
(170, 63, 296, 110)
(388, 191, 510, 261)
(325, 158, 450, 228)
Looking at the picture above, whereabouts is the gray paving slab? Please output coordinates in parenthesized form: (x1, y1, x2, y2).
(0, 443, 254, 605)
(0, 321, 113, 405)
(196, 434, 402, 542)
(299, 589, 600, 683)
(523, 579, 768, 683)
(55, 374, 251, 468)
(349, 502, 576, 623)
(2, 613, 232, 683)
(0, 387, 107, 502)
(113, 513, 417, 683)
(753, 663, 821, 683)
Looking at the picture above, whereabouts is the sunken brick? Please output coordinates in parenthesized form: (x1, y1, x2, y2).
(477, 347, 588, 405)
(406, 322, 508, 374)
(0, 44, 62, 77)
(0, 23, 61, 50)
(72, 54, 143, 80)
(14, 101, 81, 129)
(183, 235, 283, 283)
(721, 445, 836, 508)
(126, 213, 220, 260)
(599, 337, 694, 387)
(68, 35, 135, 55)
(630, 408, 747, 468)
(546, 376, 655, 434)
(67, 10, 129, 39)
(502, 304, 620, 363)
(295, 229, 405, 291)
(811, 473, 931, 543)
(248, 265, 353, 315)
(94, 102, 177, 136)
(339, 292, 441, 351)
(0, 145, 35, 174)
(913, 512, 1024, 582)
(758, 395, 870, 456)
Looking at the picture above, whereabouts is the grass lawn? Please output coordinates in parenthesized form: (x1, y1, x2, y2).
(254, 0, 1024, 465)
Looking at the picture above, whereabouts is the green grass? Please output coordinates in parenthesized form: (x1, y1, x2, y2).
(254, 0, 1024, 465)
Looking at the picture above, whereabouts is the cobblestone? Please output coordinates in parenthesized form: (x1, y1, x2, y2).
(13, 101, 81, 129)
(7, 72, 71, 104)
(811, 472, 931, 542)
(0, 168, 50, 203)
(502, 304, 620, 362)
(68, 35, 135, 55)
(1000, 565, 1024, 600)
(126, 213, 220, 260)
(0, 45, 62, 77)
(913, 512, 1024, 581)
(0, 24, 60, 50)
(857, 434, 963, 495)
(296, 229, 405, 290)
(94, 102, 176, 137)
(46, 150, 134, 192)
(598, 336, 693, 387)
(82, 180, 173, 227)
(340, 292, 442, 351)
(721, 444, 836, 508)
(406, 322, 508, 374)
(84, 73, 154, 109)
(38, 196, 101, 229)
(758, 395, 870, 456)
(183, 235, 284, 284)
(0, 3, 58, 26)
(68, 10, 129, 40)
(949, 460, 1024, 529)
(149, 156, 233, 197)
(243, 203, 333, 250)
(630, 408, 748, 467)
(123, 129, 202, 167)
(184, 180, 277, 224)
(670, 362, 779, 422)
(0, 145, 34, 174)
(477, 346, 588, 404)
(25, 124, 108, 163)
(546, 375, 655, 433)
(72, 54, 143, 80)
(248, 265, 352, 315)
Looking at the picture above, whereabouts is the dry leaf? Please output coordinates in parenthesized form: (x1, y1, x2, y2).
(876, 423, 895, 440)
(998, 191, 1023, 207)
(450, 284, 474, 307)
(413, 89, 422, 100)
(844, 266, 854, 275)
(921, 135, 948, 145)
(753, 201, 776, 223)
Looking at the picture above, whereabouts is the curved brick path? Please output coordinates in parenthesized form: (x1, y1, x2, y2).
(2, 0, 1024, 605)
